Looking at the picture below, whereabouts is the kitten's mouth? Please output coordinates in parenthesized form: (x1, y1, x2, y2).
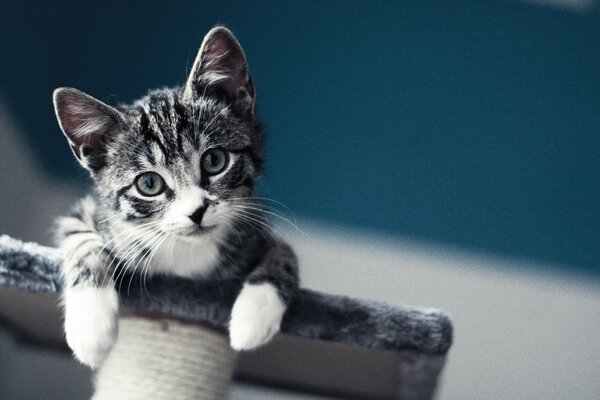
(175, 224, 217, 238)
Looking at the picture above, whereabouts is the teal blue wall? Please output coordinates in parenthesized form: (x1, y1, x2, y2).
(1, 1, 598, 273)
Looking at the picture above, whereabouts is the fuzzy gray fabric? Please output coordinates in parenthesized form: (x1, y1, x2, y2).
(0, 235, 452, 355)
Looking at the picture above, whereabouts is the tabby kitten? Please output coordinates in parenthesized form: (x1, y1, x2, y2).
(53, 27, 299, 368)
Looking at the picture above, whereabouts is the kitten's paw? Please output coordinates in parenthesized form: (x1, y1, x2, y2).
(63, 286, 119, 369)
(229, 282, 286, 351)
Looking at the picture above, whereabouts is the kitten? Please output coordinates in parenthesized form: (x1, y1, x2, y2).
(52, 27, 299, 368)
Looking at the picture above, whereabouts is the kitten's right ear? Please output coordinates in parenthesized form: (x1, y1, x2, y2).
(182, 27, 255, 118)
(53, 88, 124, 172)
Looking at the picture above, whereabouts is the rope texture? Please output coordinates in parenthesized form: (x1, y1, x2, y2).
(93, 316, 235, 400)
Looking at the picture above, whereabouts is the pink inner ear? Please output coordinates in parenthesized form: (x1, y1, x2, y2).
(184, 27, 255, 106)
(54, 89, 117, 160)
(202, 33, 251, 97)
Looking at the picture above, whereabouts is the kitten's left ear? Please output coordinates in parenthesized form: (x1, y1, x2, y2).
(53, 87, 125, 173)
(182, 26, 255, 118)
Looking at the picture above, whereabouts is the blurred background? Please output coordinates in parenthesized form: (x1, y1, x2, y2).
(0, 0, 599, 399)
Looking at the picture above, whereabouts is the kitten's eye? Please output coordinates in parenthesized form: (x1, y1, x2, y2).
(201, 148, 228, 175)
(135, 172, 165, 197)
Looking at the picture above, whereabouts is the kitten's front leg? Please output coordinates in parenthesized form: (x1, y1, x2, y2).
(63, 285, 118, 368)
(58, 215, 119, 368)
(229, 243, 299, 351)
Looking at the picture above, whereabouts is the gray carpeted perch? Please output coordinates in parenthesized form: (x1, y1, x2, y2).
(0, 234, 453, 399)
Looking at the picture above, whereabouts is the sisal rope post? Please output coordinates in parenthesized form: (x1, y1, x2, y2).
(92, 315, 236, 400)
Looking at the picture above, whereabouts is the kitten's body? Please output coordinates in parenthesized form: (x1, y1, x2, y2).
(53, 27, 299, 368)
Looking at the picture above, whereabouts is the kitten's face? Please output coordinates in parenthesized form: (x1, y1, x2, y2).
(53, 27, 262, 242)
(101, 94, 261, 241)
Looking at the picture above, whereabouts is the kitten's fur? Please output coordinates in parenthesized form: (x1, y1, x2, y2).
(52, 27, 299, 368)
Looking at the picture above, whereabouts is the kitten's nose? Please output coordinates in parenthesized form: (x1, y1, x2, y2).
(188, 206, 206, 225)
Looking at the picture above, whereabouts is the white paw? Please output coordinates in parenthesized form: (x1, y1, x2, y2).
(63, 286, 119, 368)
(229, 283, 286, 351)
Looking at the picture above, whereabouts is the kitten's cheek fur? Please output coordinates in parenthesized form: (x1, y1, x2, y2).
(63, 286, 119, 368)
(229, 283, 286, 351)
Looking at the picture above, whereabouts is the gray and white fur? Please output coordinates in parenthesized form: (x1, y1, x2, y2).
(52, 27, 299, 368)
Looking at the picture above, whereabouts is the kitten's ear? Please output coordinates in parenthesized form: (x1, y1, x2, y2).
(53, 87, 124, 172)
(182, 26, 255, 118)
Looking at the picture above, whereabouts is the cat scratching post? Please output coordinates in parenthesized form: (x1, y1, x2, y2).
(93, 316, 235, 400)
(0, 235, 453, 400)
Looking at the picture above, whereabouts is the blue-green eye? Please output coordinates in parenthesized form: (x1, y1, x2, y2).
(135, 172, 165, 196)
(201, 148, 228, 175)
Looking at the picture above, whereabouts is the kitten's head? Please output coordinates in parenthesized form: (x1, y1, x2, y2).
(53, 27, 264, 241)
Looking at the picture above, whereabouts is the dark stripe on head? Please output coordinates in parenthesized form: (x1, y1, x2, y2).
(139, 110, 170, 164)
(174, 100, 189, 150)
(148, 96, 179, 158)
(138, 145, 156, 166)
